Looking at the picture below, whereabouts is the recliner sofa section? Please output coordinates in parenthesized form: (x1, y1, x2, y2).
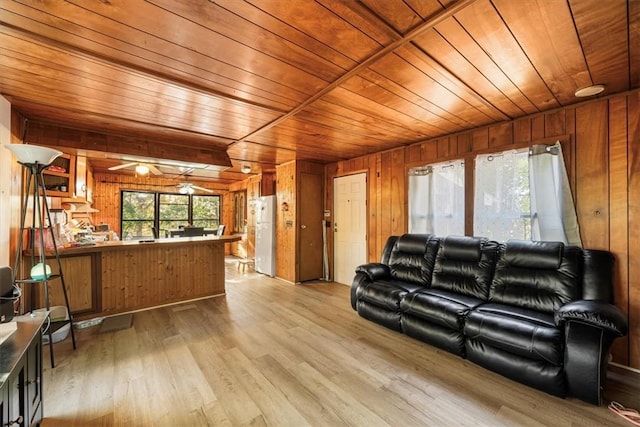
(351, 234, 439, 331)
(351, 234, 628, 405)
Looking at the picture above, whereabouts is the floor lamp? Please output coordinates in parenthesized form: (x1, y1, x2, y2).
(6, 144, 77, 368)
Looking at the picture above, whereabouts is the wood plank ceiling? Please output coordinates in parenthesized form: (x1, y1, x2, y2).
(0, 0, 637, 184)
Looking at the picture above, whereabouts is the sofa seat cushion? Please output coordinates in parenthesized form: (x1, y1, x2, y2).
(357, 280, 426, 311)
(400, 289, 483, 331)
(464, 303, 563, 366)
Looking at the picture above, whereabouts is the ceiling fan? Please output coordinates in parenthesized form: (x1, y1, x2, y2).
(177, 182, 213, 194)
(108, 162, 162, 175)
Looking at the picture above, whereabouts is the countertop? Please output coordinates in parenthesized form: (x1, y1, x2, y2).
(0, 311, 48, 388)
(32, 234, 243, 256)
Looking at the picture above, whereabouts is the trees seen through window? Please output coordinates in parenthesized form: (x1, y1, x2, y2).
(121, 191, 220, 239)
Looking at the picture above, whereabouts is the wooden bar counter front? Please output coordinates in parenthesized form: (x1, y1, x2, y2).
(33, 235, 241, 319)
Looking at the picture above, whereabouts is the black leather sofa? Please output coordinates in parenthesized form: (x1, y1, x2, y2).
(351, 234, 628, 405)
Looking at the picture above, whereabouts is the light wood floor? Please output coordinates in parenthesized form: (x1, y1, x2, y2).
(42, 258, 639, 426)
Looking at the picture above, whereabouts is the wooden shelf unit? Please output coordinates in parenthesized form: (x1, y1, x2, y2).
(41, 153, 75, 198)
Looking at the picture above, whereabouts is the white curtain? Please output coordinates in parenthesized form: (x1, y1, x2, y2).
(529, 142, 581, 246)
(409, 160, 464, 236)
(474, 150, 530, 242)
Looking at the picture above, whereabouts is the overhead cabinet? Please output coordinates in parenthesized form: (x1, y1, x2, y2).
(41, 153, 75, 198)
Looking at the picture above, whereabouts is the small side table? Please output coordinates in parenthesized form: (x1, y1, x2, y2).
(236, 258, 254, 273)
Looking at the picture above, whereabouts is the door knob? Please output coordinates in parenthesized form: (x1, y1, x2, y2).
(301, 224, 307, 229)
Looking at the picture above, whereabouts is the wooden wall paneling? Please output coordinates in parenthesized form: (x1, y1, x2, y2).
(406, 144, 421, 163)
(531, 115, 545, 140)
(631, 0, 640, 88)
(276, 161, 296, 282)
(513, 118, 532, 143)
(544, 109, 566, 137)
(436, 137, 453, 158)
(608, 95, 630, 365)
(565, 108, 578, 194)
(420, 140, 438, 162)
(367, 154, 386, 261)
(471, 128, 489, 151)
(456, 133, 472, 155)
(25, 122, 231, 168)
(378, 152, 393, 256)
(488, 122, 512, 148)
(36, 254, 95, 314)
(100, 243, 224, 315)
(260, 172, 276, 196)
(575, 101, 609, 250)
(464, 151, 475, 237)
(391, 148, 405, 236)
(627, 92, 640, 369)
(245, 176, 261, 260)
(324, 163, 338, 279)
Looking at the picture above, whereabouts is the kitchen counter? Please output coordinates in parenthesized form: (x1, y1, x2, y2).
(32, 235, 242, 319)
(54, 234, 241, 254)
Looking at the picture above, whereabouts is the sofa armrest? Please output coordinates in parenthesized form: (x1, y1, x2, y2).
(355, 263, 391, 281)
(555, 300, 628, 405)
(351, 264, 391, 311)
(554, 300, 628, 337)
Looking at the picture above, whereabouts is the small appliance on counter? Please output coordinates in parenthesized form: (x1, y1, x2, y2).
(95, 224, 110, 232)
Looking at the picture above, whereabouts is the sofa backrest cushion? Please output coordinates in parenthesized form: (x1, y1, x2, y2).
(582, 249, 614, 302)
(489, 240, 581, 313)
(380, 236, 399, 265)
(388, 234, 439, 287)
(431, 236, 498, 300)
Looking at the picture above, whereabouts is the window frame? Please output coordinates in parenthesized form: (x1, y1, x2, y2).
(405, 136, 573, 239)
(407, 158, 466, 236)
(120, 190, 221, 239)
(473, 147, 532, 241)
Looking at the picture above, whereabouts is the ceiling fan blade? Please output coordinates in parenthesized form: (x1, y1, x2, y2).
(148, 164, 163, 175)
(108, 161, 137, 171)
(178, 167, 194, 176)
(192, 185, 213, 193)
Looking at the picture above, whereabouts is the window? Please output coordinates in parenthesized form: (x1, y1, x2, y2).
(192, 195, 220, 228)
(122, 191, 156, 240)
(474, 142, 581, 245)
(159, 193, 189, 232)
(121, 191, 220, 239)
(408, 159, 465, 236)
(474, 149, 531, 242)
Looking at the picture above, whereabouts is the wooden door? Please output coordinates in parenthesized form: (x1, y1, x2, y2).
(333, 173, 367, 285)
(298, 172, 323, 281)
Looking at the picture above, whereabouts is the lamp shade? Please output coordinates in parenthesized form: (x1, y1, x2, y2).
(5, 144, 62, 165)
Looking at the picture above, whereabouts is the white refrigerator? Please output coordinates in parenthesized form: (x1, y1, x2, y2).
(255, 195, 276, 276)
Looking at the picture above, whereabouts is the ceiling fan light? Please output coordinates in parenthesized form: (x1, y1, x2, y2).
(135, 164, 150, 175)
